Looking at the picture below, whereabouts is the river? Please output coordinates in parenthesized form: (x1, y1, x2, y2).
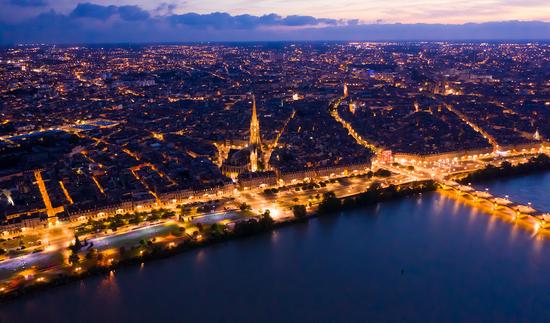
(1, 173, 550, 322)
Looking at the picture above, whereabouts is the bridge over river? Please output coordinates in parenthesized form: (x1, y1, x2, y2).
(439, 181, 550, 231)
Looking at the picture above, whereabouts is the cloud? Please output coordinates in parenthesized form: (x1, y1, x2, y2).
(64, 3, 337, 28)
(8, 0, 47, 7)
(0, 2, 548, 44)
(117, 5, 150, 21)
(154, 2, 179, 16)
(70, 3, 117, 20)
(169, 12, 340, 29)
(70, 3, 150, 21)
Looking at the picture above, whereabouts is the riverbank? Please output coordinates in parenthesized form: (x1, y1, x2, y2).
(0, 180, 436, 302)
(3, 152, 550, 302)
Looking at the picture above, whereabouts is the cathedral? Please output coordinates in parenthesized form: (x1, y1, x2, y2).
(221, 95, 265, 179)
(248, 95, 263, 172)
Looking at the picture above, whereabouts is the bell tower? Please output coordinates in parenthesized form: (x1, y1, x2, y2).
(249, 95, 263, 172)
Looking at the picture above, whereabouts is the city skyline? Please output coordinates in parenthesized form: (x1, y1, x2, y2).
(1, 1, 550, 44)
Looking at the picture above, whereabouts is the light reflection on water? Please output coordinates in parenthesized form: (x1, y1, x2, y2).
(194, 249, 206, 266)
(466, 202, 479, 227)
(270, 230, 280, 244)
(450, 195, 461, 216)
(485, 213, 497, 237)
(509, 221, 519, 243)
(532, 235, 544, 256)
(96, 270, 120, 300)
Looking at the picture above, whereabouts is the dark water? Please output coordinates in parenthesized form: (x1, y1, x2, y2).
(2, 175, 550, 323)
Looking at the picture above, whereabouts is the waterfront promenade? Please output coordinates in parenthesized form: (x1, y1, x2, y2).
(1, 146, 550, 300)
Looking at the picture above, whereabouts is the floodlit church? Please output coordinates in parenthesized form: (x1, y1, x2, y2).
(222, 95, 265, 179)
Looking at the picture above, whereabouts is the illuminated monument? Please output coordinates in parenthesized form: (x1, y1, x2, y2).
(249, 95, 263, 172)
(220, 95, 265, 178)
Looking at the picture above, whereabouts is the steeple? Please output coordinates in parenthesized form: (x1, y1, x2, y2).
(249, 95, 263, 172)
(250, 95, 261, 147)
(343, 83, 349, 97)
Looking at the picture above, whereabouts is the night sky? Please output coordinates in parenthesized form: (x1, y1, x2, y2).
(1, 1, 549, 44)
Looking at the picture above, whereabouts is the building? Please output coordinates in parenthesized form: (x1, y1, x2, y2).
(221, 95, 266, 179)
(249, 95, 263, 172)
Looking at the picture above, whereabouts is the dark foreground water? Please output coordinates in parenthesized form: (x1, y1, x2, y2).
(1, 175, 550, 323)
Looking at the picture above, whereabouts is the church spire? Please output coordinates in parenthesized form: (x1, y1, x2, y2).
(343, 83, 349, 97)
(249, 95, 263, 172)
(250, 95, 261, 147)
(534, 129, 541, 141)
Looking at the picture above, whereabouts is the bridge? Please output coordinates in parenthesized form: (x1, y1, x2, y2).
(439, 181, 550, 231)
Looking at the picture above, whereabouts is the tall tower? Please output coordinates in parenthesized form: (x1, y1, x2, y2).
(249, 95, 263, 172)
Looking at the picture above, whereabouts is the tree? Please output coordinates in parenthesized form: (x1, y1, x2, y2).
(109, 220, 120, 231)
(171, 227, 184, 237)
(129, 215, 141, 224)
(318, 191, 341, 214)
(210, 223, 225, 236)
(149, 211, 161, 221)
(178, 205, 190, 216)
(374, 168, 392, 177)
(239, 202, 252, 212)
(69, 234, 83, 252)
(369, 181, 382, 191)
(292, 205, 307, 219)
(68, 251, 80, 266)
(259, 211, 274, 228)
(162, 211, 176, 219)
